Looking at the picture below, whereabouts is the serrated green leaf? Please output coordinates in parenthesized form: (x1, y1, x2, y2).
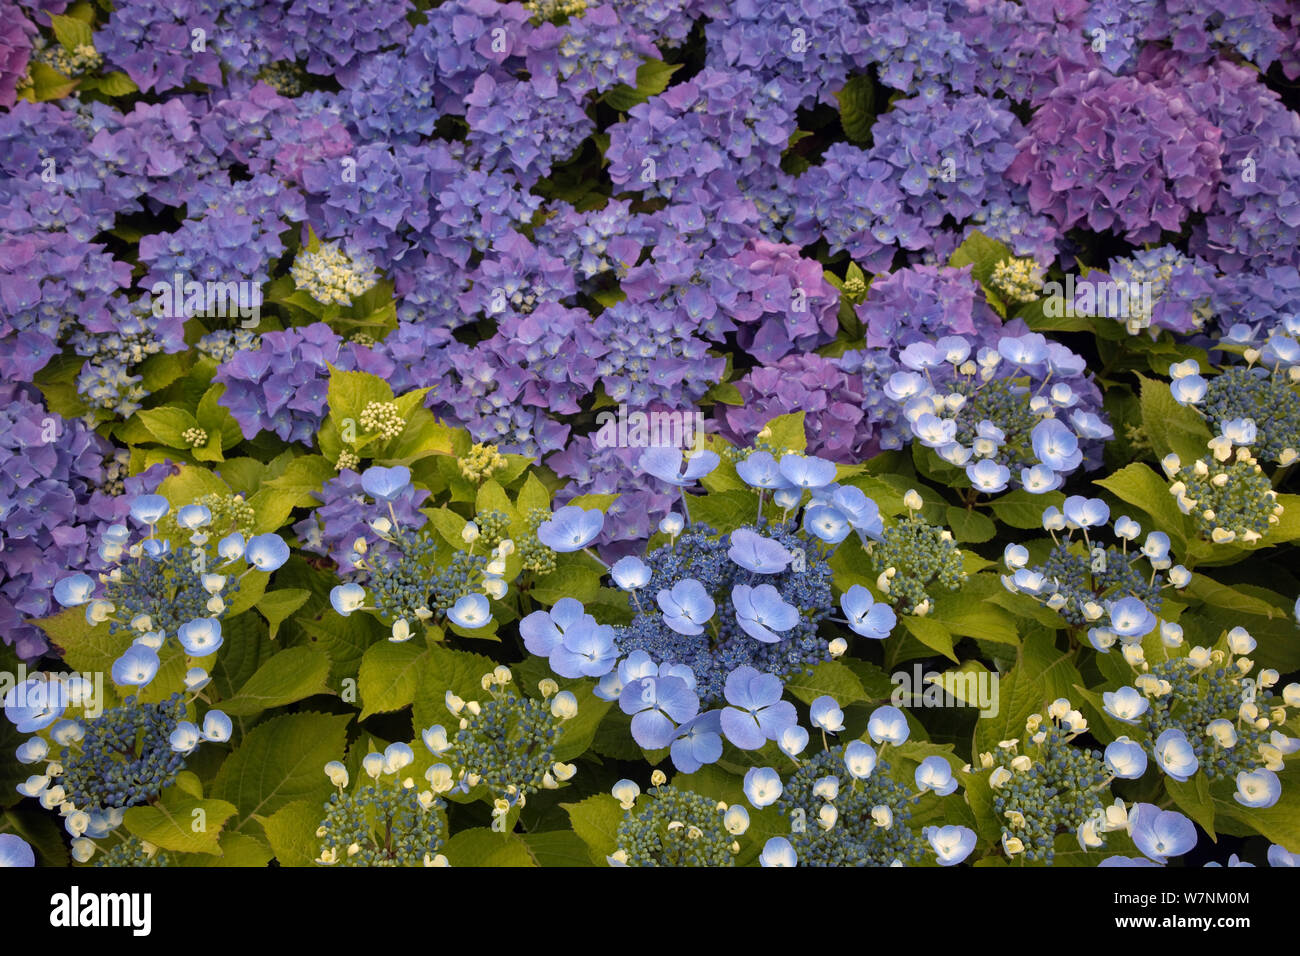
(27, 61, 79, 101)
(262, 799, 324, 867)
(946, 506, 996, 543)
(901, 615, 957, 662)
(1137, 373, 1212, 464)
(50, 14, 94, 51)
(256, 588, 311, 640)
(835, 73, 875, 143)
(123, 797, 237, 855)
(562, 794, 623, 865)
(220, 646, 332, 716)
(136, 406, 200, 447)
(762, 412, 807, 453)
(358, 640, 427, 719)
(603, 58, 680, 112)
(1094, 463, 1190, 553)
(212, 712, 351, 831)
(97, 71, 139, 96)
(990, 490, 1065, 530)
(784, 660, 868, 706)
(443, 828, 536, 867)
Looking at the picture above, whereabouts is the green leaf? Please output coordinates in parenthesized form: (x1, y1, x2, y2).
(762, 412, 807, 453)
(972, 664, 1047, 758)
(784, 660, 868, 706)
(250, 455, 334, 532)
(212, 712, 351, 832)
(1094, 463, 1190, 552)
(97, 71, 139, 97)
(901, 616, 958, 662)
(562, 794, 624, 865)
(946, 506, 996, 543)
(50, 13, 94, 51)
(835, 73, 875, 143)
(326, 364, 394, 428)
(518, 830, 594, 867)
(225, 569, 268, 616)
(1166, 774, 1216, 839)
(358, 640, 428, 719)
(530, 557, 603, 606)
(136, 405, 200, 447)
(516, 472, 551, 517)
(158, 462, 231, 509)
(948, 231, 1014, 305)
(220, 646, 333, 716)
(687, 489, 760, 534)
(262, 799, 324, 868)
(1017, 297, 1091, 333)
(123, 798, 237, 855)
(443, 829, 536, 867)
(410, 645, 501, 733)
(181, 831, 275, 867)
(256, 588, 311, 640)
(27, 61, 79, 101)
(602, 58, 680, 111)
(138, 351, 189, 392)
(958, 768, 1000, 843)
(706, 381, 744, 405)
(990, 490, 1065, 530)
(1137, 374, 1212, 464)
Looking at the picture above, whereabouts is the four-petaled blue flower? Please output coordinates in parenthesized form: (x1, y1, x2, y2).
(1128, 803, 1197, 864)
(720, 666, 797, 750)
(840, 585, 896, 639)
(731, 584, 799, 643)
(638, 446, 720, 486)
(656, 579, 716, 635)
(536, 506, 605, 552)
(727, 528, 791, 574)
(361, 465, 412, 501)
(619, 674, 699, 750)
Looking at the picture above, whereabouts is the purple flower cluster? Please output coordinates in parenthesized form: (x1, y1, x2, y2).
(138, 172, 307, 296)
(718, 353, 872, 463)
(855, 264, 1001, 350)
(214, 323, 391, 445)
(1007, 69, 1223, 243)
(548, 436, 680, 554)
(606, 68, 797, 203)
(0, 1, 34, 109)
(0, 385, 164, 658)
(703, 0, 871, 109)
(295, 468, 429, 573)
(0, 231, 130, 382)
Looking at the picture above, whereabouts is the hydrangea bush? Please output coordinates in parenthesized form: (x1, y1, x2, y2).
(0, 0, 1298, 870)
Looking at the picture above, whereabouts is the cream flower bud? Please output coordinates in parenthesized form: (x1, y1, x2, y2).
(611, 779, 640, 810)
(324, 760, 349, 789)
